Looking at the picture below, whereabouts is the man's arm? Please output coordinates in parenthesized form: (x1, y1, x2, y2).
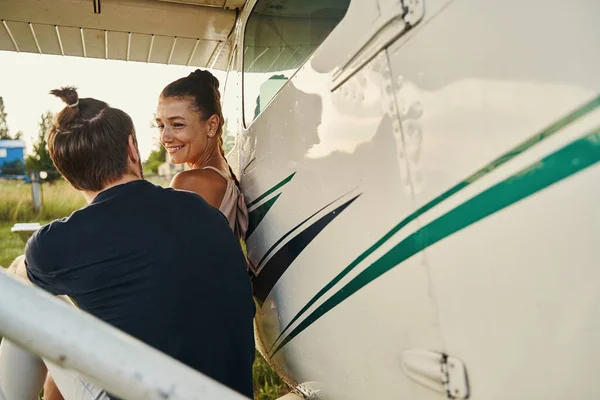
(7, 255, 72, 307)
(23, 228, 66, 296)
(6, 255, 31, 284)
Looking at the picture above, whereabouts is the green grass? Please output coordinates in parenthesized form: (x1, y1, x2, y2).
(0, 221, 30, 268)
(0, 179, 86, 222)
(253, 351, 290, 400)
(0, 178, 288, 399)
(0, 177, 171, 223)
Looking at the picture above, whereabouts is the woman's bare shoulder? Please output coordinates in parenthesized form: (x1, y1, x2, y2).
(170, 168, 222, 187)
(170, 169, 227, 208)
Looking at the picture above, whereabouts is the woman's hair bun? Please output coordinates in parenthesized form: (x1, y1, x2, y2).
(189, 69, 219, 91)
(49, 86, 79, 107)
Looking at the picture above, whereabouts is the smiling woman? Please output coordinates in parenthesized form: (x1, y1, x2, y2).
(156, 69, 249, 242)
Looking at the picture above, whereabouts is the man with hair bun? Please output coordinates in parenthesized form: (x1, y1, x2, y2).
(0, 87, 255, 400)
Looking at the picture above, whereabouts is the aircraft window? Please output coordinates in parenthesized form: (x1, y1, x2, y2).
(242, 0, 350, 127)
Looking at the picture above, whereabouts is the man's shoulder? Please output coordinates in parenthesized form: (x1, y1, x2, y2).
(158, 182, 232, 230)
(158, 181, 212, 207)
(27, 214, 74, 252)
(28, 217, 68, 247)
(24, 217, 68, 276)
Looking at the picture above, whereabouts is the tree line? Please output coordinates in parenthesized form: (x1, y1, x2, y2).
(0, 96, 58, 179)
(0, 96, 228, 179)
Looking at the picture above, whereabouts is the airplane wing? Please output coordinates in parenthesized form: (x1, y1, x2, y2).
(0, 0, 246, 70)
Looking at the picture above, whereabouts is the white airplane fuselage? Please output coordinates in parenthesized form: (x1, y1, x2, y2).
(228, 1, 600, 399)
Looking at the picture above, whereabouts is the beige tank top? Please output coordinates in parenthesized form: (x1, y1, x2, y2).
(201, 166, 249, 239)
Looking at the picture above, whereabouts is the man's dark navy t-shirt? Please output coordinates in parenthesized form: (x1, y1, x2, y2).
(25, 180, 255, 398)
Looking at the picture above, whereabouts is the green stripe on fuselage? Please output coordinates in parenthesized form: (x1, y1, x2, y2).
(247, 172, 296, 208)
(273, 126, 600, 355)
(269, 95, 600, 355)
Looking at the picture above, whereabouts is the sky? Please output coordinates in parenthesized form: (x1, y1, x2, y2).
(0, 50, 226, 161)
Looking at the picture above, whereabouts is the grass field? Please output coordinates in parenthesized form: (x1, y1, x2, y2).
(0, 220, 44, 267)
(0, 178, 288, 399)
(0, 179, 86, 224)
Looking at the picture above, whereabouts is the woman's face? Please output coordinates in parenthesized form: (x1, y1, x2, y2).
(155, 96, 212, 165)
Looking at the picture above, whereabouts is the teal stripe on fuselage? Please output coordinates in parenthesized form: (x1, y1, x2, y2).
(272, 126, 600, 355)
(267, 95, 600, 354)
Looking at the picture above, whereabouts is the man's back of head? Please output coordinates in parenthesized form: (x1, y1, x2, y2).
(48, 86, 144, 198)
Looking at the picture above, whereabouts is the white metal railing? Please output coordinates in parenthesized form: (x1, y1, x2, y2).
(0, 272, 250, 400)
